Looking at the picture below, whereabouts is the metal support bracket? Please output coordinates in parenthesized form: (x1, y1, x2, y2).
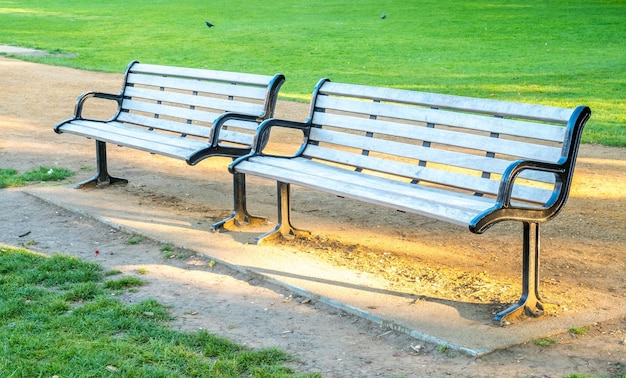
(75, 140, 128, 189)
(494, 222, 545, 325)
(254, 181, 310, 244)
(211, 172, 266, 231)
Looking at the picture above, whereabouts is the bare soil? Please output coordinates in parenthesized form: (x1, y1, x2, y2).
(0, 56, 624, 377)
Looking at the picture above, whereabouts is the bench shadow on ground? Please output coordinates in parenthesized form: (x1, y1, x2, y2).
(38, 187, 499, 323)
(240, 265, 499, 323)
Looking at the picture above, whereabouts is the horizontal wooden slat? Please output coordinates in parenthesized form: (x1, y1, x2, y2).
(130, 63, 276, 87)
(221, 119, 262, 132)
(314, 96, 567, 142)
(58, 120, 209, 160)
(236, 158, 486, 227)
(127, 73, 269, 100)
(244, 156, 496, 211)
(116, 113, 214, 138)
(123, 87, 265, 115)
(121, 98, 220, 123)
(217, 130, 254, 146)
(320, 82, 574, 123)
(117, 110, 260, 145)
(311, 112, 563, 163)
(302, 145, 554, 204)
(69, 120, 209, 149)
(309, 128, 554, 183)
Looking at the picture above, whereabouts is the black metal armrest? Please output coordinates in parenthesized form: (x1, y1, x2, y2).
(210, 112, 263, 148)
(252, 117, 310, 153)
(471, 106, 591, 234)
(53, 91, 122, 133)
(73, 91, 123, 120)
(497, 158, 567, 207)
(470, 158, 569, 233)
(228, 117, 311, 173)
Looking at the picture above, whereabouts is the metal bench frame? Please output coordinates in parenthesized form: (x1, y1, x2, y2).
(213, 78, 591, 324)
(54, 60, 285, 188)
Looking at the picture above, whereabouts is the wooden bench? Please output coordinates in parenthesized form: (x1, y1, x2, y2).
(213, 78, 591, 324)
(54, 60, 285, 188)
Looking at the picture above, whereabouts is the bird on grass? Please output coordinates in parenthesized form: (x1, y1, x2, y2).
(381, 12, 386, 19)
(205, 21, 214, 28)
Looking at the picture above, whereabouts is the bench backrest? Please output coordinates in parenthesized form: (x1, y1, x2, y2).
(116, 61, 284, 148)
(301, 79, 590, 207)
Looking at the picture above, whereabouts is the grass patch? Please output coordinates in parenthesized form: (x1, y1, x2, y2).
(532, 337, 558, 347)
(160, 244, 175, 258)
(569, 325, 591, 336)
(160, 244, 174, 253)
(0, 166, 73, 188)
(126, 235, 144, 245)
(0, 246, 313, 377)
(0, 168, 23, 188)
(103, 276, 145, 290)
(0, 0, 623, 146)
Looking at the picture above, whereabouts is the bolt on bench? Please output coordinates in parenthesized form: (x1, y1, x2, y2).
(54, 60, 285, 188)
(213, 78, 591, 324)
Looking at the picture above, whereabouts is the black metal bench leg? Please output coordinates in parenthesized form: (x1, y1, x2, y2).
(494, 222, 545, 325)
(75, 141, 128, 189)
(211, 172, 266, 232)
(254, 181, 310, 244)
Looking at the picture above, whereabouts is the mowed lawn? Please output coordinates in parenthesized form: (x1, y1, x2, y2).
(0, 0, 624, 146)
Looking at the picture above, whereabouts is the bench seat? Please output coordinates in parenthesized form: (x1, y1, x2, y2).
(235, 156, 495, 227)
(57, 120, 211, 162)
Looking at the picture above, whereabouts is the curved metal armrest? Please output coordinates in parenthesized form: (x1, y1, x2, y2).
(228, 117, 311, 173)
(210, 113, 263, 148)
(73, 91, 123, 120)
(252, 117, 310, 153)
(496, 158, 567, 207)
(471, 159, 568, 233)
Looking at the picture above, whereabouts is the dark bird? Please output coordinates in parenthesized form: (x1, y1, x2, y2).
(205, 21, 214, 28)
(381, 12, 386, 19)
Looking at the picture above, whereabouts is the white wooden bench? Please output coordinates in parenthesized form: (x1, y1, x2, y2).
(54, 61, 285, 188)
(213, 78, 592, 324)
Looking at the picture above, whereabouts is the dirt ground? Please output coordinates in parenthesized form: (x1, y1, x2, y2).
(1, 56, 625, 377)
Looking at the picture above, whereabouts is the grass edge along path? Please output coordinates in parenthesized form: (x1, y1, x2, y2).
(0, 166, 74, 189)
(0, 246, 316, 377)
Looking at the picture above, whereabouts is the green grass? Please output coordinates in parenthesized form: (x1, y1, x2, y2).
(126, 235, 144, 245)
(569, 325, 591, 336)
(0, 166, 74, 188)
(0, 0, 624, 146)
(532, 337, 558, 347)
(0, 246, 313, 377)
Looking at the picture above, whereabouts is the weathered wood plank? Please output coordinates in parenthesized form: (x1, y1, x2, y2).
(310, 112, 563, 162)
(130, 63, 277, 87)
(121, 98, 220, 124)
(123, 86, 265, 115)
(314, 97, 567, 142)
(127, 73, 269, 100)
(320, 82, 574, 123)
(243, 156, 496, 210)
(307, 127, 557, 184)
(216, 130, 254, 146)
(236, 158, 483, 227)
(116, 113, 214, 138)
(302, 145, 553, 204)
(58, 121, 209, 160)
